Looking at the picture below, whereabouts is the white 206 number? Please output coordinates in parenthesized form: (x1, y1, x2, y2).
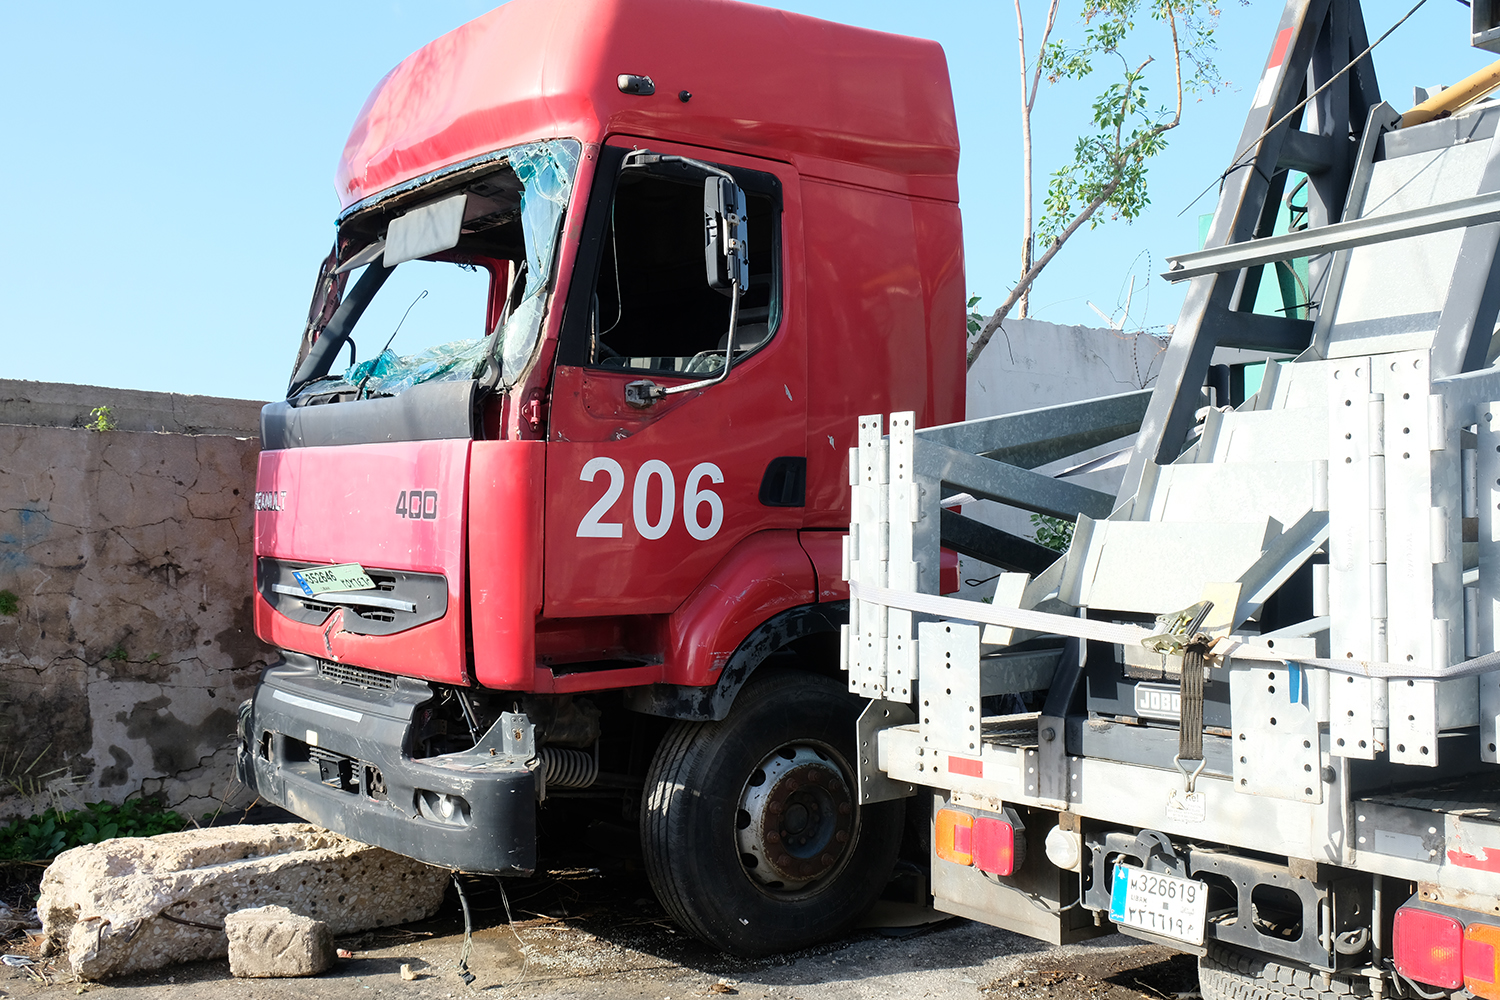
(576, 458, 724, 541)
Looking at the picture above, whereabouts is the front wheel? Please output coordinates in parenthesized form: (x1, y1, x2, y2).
(640, 669, 904, 956)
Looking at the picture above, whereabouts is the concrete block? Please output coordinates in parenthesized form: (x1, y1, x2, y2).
(38, 823, 448, 980)
(225, 905, 334, 978)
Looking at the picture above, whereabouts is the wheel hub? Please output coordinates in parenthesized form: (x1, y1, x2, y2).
(736, 745, 855, 890)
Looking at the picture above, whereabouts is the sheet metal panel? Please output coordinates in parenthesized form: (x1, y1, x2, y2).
(1327, 139, 1492, 358)
(917, 622, 983, 756)
(1479, 403, 1500, 761)
(849, 415, 889, 699)
(1230, 662, 1325, 803)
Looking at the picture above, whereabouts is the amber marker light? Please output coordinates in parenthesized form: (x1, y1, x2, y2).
(1465, 922, 1500, 998)
(934, 808, 974, 866)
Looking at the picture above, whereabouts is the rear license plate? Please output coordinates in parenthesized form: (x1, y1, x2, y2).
(1109, 863, 1207, 945)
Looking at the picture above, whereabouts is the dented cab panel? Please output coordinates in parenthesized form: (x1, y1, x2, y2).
(253, 439, 470, 685)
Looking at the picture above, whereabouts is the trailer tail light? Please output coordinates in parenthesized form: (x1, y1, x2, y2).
(935, 806, 1025, 874)
(934, 808, 973, 865)
(972, 816, 1016, 876)
(1394, 906, 1463, 989)
(1466, 923, 1500, 998)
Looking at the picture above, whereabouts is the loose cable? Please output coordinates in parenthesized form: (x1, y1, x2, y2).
(1178, 0, 1430, 218)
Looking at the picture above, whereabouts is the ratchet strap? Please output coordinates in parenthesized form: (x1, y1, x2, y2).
(846, 580, 1500, 680)
(1178, 636, 1210, 761)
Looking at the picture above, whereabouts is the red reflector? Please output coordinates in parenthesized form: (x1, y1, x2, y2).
(972, 816, 1015, 876)
(1466, 923, 1500, 997)
(1395, 906, 1464, 989)
(940, 548, 960, 594)
(934, 809, 973, 866)
(948, 755, 983, 778)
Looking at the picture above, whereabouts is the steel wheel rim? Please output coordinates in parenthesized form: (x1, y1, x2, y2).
(735, 742, 857, 892)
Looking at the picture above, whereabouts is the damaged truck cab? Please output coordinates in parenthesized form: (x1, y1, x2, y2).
(237, 0, 965, 956)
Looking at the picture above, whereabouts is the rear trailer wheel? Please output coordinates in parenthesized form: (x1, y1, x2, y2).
(1198, 942, 1373, 1000)
(641, 669, 904, 956)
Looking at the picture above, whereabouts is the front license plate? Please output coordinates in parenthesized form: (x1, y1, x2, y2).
(291, 563, 375, 596)
(1109, 863, 1208, 945)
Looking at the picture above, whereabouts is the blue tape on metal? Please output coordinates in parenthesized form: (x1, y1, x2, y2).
(1109, 863, 1129, 922)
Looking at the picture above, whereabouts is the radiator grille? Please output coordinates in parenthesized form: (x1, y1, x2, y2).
(317, 660, 395, 691)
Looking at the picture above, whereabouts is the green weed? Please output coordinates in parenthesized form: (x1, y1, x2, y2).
(1030, 513, 1075, 553)
(0, 800, 186, 861)
(86, 406, 117, 432)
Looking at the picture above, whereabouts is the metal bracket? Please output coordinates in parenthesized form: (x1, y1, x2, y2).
(856, 699, 917, 804)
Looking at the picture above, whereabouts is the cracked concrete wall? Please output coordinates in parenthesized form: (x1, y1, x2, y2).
(0, 382, 270, 821)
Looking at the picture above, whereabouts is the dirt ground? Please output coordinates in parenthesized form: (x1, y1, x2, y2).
(0, 861, 1201, 1000)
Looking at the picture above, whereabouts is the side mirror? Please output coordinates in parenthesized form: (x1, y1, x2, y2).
(704, 177, 749, 296)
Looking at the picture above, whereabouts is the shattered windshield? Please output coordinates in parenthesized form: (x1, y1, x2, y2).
(289, 139, 580, 400)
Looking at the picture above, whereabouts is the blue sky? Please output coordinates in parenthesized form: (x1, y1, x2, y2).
(0, 0, 1490, 401)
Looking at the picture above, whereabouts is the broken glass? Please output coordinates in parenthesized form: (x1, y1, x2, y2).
(294, 138, 580, 400)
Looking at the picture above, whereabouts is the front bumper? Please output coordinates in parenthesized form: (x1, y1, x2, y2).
(237, 654, 538, 873)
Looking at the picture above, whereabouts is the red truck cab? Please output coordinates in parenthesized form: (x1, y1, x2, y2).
(237, 0, 964, 956)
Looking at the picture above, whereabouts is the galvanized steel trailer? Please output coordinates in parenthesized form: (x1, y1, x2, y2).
(849, 0, 1500, 995)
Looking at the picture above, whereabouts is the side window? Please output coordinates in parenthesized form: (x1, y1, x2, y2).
(588, 167, 778, 375)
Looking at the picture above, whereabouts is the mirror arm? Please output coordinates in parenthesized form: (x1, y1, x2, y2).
(621, 150, 735, 187)
(625, 285, 741, 408)
(661, 283, 740, 397)
(619, 148, 748, 408)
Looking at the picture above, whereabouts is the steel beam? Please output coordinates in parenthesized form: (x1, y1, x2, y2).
(914, 442, 1116, 522)
(939, 509, 1059, 575)
(1120, 0, 1358, 501)
(1432, 124, 1500, 377)
(1162, 190, 1500, 283)
(916, 389, 1150, 470)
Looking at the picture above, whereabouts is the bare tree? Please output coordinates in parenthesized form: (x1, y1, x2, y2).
(1014, 0, 1063, 320)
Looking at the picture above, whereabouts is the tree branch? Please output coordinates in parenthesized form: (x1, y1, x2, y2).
(967, 174, 1124, 370)
(1015, 0, 1061, 320)
(969, 0, 1194, 372)
(1016, 0, 1033, 318)
(1164, 1, 1183, 129)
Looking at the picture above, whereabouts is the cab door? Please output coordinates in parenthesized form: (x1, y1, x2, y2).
(543, 140, 806, 617)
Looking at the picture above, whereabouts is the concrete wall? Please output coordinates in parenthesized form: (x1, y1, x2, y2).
(0, 381, 269, 821)
(967, 317, 1169, 419)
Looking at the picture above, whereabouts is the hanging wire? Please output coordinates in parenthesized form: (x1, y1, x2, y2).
(452, 873, 477, 986)
(1178, 0, 1431, 218)
(495, 875, 533, 988)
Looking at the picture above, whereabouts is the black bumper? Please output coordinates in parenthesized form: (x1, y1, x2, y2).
(236, 655, 538, 874)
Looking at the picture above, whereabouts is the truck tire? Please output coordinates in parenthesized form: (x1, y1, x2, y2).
(1198, 942, 1372, 1000)
(641, 668, 903, 956)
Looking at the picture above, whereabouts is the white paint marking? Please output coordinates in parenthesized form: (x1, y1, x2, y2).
(1252, 66, 1279, 108)
(273, 689, 363, 722)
